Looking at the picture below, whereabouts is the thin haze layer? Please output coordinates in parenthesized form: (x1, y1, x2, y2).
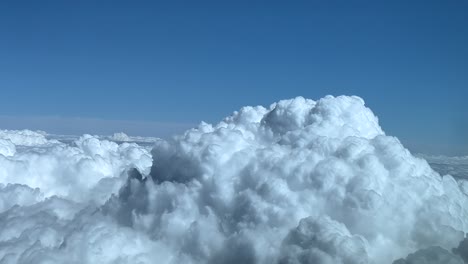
(421, 155, 468, 181)
(0, 95, 467, 264)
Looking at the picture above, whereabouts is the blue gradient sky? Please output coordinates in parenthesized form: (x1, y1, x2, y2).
(0, 0, 467, 155)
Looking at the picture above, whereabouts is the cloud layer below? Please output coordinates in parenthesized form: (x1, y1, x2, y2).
(420, 154, 468, 181)
(0, 95, 467, 264)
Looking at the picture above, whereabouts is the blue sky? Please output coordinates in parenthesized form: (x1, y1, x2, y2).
(0, 0, 466, 155)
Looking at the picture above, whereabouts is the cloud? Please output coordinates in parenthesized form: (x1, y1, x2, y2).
(392, 246, 464, 264)
(0, 129, 48, 147)
(420, 154, 468, 180)
(0, 95, 468, 263)
(0, 131, 152, 204)
(0, 115, 193, 139)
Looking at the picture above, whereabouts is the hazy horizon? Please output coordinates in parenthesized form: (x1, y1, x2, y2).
(1, 1, 466, 155)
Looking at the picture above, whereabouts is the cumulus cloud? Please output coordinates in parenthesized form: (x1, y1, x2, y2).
(392, 246, 464, 264)
(0, 95, 468, 263)
(0, 129, 48, 147)
(0, 131, 152, 204)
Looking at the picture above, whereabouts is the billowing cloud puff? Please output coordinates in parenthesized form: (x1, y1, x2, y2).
(279, 215, 369, 264)
(0, 139, 16, 157)
(392, 246, 464, 264)
(0, 95, 467, 264)
(0, 129, 48, 147)
(0, 133, 152, 204)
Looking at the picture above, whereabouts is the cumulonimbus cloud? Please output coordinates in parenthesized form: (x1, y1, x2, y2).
(0, 95, 467, 263)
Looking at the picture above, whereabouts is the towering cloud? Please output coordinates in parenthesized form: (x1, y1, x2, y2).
(0, 96, 467, 263)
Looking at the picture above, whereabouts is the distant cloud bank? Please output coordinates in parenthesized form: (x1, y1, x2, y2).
(420, 154, 468, 181)
(0, 96, 467, 263)
(0, 115, 193, 138)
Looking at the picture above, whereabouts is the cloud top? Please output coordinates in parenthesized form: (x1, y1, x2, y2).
(0, 95, 467, 263)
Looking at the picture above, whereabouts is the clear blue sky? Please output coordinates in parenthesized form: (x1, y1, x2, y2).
(0, 0, 466, 155)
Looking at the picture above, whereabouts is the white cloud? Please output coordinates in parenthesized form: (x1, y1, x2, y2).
(0, 131, 152, 204)
(0, 95, 467, 263)
(0, 129, 48, 146)
(392, 246, 464, 264)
